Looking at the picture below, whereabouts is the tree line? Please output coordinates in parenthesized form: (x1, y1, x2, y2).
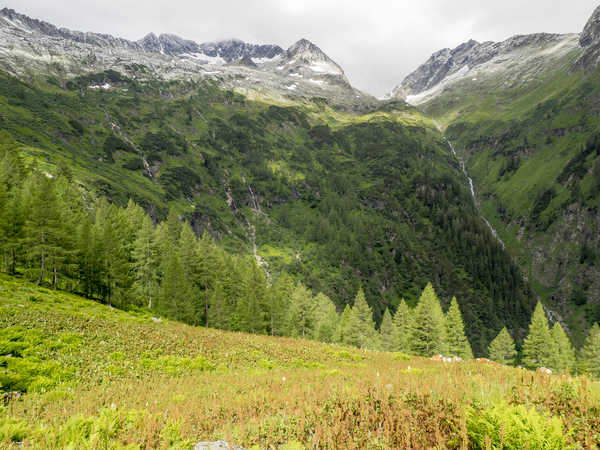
(1, 130, 598, 377)
(488, 302, 600, 377)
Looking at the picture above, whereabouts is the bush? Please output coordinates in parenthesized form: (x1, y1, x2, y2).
(467, 403, 569, 449)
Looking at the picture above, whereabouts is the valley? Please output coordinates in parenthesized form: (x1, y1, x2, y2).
(0, 3, 600, 448)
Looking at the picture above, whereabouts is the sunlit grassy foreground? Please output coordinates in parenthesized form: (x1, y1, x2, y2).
(0, 274, 598, 449)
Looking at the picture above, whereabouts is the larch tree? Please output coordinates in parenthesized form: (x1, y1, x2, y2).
(392, 299, 412, 353)
(352, 288, 377, 350)
(287, 282, 315, 338)
(379, 308, 395, 351)
(522, 302, 556, 370)
(488, 327, 517, 366)
(445, 297, 473, 359)
(579, 323, 600, 378)
(312, 292, 339, 343)
(131, 215, 158, 309)
(550, 322, 576, 373)
(336, 304, 359, 347)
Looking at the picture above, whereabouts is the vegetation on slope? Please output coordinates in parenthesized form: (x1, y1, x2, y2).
(1, 276, 599, 448)
(0, 71, 534, 353)
(420, 59, 600, 345)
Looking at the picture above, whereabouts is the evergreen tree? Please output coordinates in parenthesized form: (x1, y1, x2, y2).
(488, 327, 517, 366)
(312, 293, 339, 343)
(131, 215, 158, 309)
(287, 283, 315, 338)
(21, 172, 63, 285)
(392, 299, 412, 353)
(379, 308, 395, 351)
(579, 323, 600, 378)
(267, 273, 293, 336)
(522, 302, 556, 369)
(410, 283, 447, 356)
(336, 304, 360, 347)
(178, 223, 200, 323)
(445, 297, 473, 359)
(550, 323, 576, 373)
(352, 288, 377, 349)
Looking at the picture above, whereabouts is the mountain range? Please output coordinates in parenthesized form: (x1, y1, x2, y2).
(1, 4, 600, 348)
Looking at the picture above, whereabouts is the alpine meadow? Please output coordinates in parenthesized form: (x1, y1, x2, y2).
(0, 2, 600, 449)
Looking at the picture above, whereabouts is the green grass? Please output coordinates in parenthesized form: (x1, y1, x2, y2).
(0, 274, 599, 448)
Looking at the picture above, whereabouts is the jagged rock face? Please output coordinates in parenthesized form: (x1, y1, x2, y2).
(0, 8, 376, 110)
(391, 33, 579, 104)
(574, 5, 600, 70)
(580, 5, 600, 47)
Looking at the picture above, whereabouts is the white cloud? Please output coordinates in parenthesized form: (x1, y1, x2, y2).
(4, 0, 598, 96)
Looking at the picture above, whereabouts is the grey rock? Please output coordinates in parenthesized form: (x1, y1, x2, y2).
(194, 441, 245, 450)
(580, 5, 600, 47)
(0, 7, 376, 111)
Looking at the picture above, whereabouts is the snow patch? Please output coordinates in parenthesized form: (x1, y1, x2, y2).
(307, 78, 324, 85)
(182, 52, 226, 65)
(89, 83, 112, 90)
(1, 17, 32, 34)
(308, 60, 341, 75)
(285, 84, 297, 91)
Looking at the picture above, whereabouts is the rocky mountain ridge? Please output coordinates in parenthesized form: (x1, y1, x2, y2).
(390, 6, 600, 105)
(392, 32, 580, 104)
(0, 8, 374, 110)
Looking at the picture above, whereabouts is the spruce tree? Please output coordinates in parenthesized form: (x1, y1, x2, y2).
(550, 323, 576, 373)
(392, 299, 412, 353)
(379, 308, 395, 351)
(579, 323, 600, 378)
(410, 283, 447, 357)
(522, 302, 556, 369)
(488, 327, 517, 366)
(445, 297, 473, 359)
(352, 288, 377, 350)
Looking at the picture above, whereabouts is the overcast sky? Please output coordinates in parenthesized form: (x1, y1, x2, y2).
(5, 1, 599, 96)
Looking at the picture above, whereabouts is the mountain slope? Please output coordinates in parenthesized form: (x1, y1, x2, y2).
(0, 8, 374, 111)
(390, 5, 600, 344)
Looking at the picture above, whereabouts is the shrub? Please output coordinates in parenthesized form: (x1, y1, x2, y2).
(467, 403, 569, 449)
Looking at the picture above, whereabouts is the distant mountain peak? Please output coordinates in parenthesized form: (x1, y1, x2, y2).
(580, 5, 600, 47)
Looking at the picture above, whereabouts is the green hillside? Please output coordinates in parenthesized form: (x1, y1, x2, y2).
(1, 275, 599, 448)
(420, 59, 600, 345)
(0, 70, 534, 353)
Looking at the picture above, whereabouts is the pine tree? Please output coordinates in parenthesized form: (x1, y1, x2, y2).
(488, 327, 517, 366)
(579, 323, 600, 378)
(392, 299, 412, 353)
(352, 288, 378, 349)
(410, 283, 447, 356)
(522, 302, 556, 369)
(445, 297, 473, 359)
(550, 323, 576, 373)
(379, 308, 395, 351)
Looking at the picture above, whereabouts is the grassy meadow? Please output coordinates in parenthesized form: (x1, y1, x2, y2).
(0, 274, 598, 449)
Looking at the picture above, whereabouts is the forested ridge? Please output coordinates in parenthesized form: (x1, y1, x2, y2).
(0, 70, 536, 354)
